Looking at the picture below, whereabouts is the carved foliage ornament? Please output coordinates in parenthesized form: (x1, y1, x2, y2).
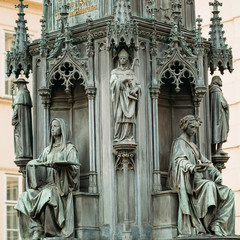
(115, 152, 135, 171)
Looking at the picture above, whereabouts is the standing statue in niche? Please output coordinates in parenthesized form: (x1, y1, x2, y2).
(16, 118, 80, 239)
(110, 49, 141, 143)
(168, 115, 235, 236)
(209, 76, 229, 155)
(12, 73, 33, 159)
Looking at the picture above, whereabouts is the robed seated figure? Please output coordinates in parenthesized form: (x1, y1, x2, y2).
(16, 118, 80, 239)
(168, 115, 235, 237)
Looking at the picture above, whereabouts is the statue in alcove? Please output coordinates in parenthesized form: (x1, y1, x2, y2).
(12, 73, 33, 159)
(168, 115, 235, 236)
(209, 76, 229, 155)
(110, 49, 141, 143)
(15, 118, 80, 239)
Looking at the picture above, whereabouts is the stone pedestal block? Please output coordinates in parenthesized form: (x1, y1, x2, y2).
(175, 236, 240, 240)
(152, 190, 178, 240)
(74, 192, 100, 239)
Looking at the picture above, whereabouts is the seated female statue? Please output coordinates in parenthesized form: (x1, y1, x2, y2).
(168, 115, 235, 236)
(16, 118, 80, 239)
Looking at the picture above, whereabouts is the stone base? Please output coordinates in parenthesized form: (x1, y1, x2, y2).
(174, 236, 240, 240)
(113, 141, 137, 152)
(74, 192, 100, 239)
(152, 190, 178, 240)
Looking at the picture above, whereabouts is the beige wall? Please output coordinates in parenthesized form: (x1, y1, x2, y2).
(196, 0, 240, 233)
(0, 1, 41, 239)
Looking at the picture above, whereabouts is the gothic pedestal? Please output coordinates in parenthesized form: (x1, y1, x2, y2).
(212, 154, 230, 172)
(152, 190, 178, 240)
(15, 157, 32, 189)
(113, 141, 137, 240)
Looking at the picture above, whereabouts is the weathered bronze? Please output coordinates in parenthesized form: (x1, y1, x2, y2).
(15, 118, 80, 239)
(168, 115, 235, 236)
(210, 76, 229, 155)
(110, 49, 141, 143)
(7, 0, 237, 239)
(12, 73, 33, 160)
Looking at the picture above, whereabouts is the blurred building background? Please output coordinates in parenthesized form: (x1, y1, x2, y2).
(0, 0, 41, 239)
(0, 0, 239, 239)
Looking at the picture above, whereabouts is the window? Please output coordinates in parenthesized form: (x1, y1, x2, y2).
(4, 32, 16, 97)
(5, 175, 23, 240)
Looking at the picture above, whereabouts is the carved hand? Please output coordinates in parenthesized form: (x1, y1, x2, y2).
(194, 165, 208, 173)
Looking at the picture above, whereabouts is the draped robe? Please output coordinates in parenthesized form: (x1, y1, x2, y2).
(168, 137, 235, 236)
(12, 86, 33, 158)
(209, 84, 229, 145)
(110, 67, 140, 142)
(16, 143, 80, 238)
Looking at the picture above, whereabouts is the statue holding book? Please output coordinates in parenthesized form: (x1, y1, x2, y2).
(15, 118, 80, 239)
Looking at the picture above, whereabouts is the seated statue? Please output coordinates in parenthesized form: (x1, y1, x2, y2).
(168, 115, 235, 236)
(16, 118, 80, 239)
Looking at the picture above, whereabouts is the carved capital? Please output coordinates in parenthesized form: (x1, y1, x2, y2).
(150, 86, 160, 99)
(213, 162, 226, 172)
(86, 86, 96, 100)
(212, 154, 229, 173)
(15, 157, 32, 178)
(19, 166, 27, 178)
(193, 86, 207, 107)
(38, 86, 51, 109)
(113, 142, 137, 170)
(115, 151, 135, 171)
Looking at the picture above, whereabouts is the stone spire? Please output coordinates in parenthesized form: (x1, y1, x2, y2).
(208, 0, 233, 74)
(40, 0, 47, 57)
(14, 0, 29, 53)
(107, 0, 138, 48)
(7, 0, 31, 78)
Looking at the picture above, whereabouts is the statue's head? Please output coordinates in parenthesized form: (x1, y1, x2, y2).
(180, 115, 202, 137)
(49, 118, 71, 151)
(211, 75, 222, 87)
(51, 119, 62, 138)
(118, 49, 129, 66)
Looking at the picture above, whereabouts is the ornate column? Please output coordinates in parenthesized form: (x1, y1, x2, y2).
(38, 87, 51, 148)
(86, 86, 97, 193)
(150, 86, 162, 192)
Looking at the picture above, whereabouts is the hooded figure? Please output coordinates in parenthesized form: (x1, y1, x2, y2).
(110, 49, 141, 142)
(16, 118, 80, 239)
(12, 77, 33, 159)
